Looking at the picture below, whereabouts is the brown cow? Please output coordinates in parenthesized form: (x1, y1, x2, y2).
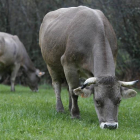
(39, 6, 138, 129)
(0, 32, 45, 91)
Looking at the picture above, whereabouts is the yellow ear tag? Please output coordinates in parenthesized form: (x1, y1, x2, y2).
(39, 72, 42, 76)
(81, 93, 86, 98)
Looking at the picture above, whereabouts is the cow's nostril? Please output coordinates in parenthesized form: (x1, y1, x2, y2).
(104, 124, 117, 129)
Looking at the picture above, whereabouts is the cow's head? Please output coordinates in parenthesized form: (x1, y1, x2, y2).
(73, 76, 138, 129)
(25, 69, 45, 92)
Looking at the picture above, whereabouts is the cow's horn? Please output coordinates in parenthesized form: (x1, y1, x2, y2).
(119, 80, 139, 87)
(81, 77, 97, 89)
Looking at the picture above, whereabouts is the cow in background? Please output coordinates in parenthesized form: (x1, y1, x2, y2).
(0, 32, 45, 91)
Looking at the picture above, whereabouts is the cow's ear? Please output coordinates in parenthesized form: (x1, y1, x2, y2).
(73, 87, 83, 96)
(121, 87, 137, 99)
(73, 87, 92, 98)
(36, 69, 45, 77)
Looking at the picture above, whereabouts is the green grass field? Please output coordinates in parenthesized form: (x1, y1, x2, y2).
(0, 84, 140, 140)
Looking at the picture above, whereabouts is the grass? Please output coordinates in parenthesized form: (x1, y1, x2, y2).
(0, 84, 140, 140)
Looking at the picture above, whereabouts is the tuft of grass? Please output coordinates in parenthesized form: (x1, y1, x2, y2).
(0, 84, 140, 140)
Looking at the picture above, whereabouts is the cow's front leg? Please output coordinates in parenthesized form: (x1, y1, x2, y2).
(62, 62, 80, 118)
(10, 64, 20, 91)
(68, 90, 72, 111)
(69, 88, 80, 118)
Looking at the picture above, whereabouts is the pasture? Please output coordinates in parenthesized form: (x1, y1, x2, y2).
(0, 84, 140, 140)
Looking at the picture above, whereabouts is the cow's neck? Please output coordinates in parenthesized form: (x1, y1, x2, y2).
(93, 41, 115, 77)
(22, 52, 36, 74)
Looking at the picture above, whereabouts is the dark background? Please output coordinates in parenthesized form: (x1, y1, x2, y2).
(0, 0, 140, 86)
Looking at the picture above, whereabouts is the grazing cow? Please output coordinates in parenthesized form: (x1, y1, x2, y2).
(39, 6, 138, 129)
(0, 32, 45, 91)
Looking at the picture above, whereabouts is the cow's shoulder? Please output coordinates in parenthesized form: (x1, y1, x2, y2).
(12, 35, 22, 46)
(42, 8, 67, 23)
(13, 35, 19, 40)
(42, 6, 91, 22)
(0, 36, 5, 56)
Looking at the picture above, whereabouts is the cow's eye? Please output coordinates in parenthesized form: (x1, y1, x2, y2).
(116, 99, 121, 105)
(95, 100, 102, 107)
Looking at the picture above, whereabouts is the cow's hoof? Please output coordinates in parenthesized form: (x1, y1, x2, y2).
(71, 115, 80, 119)
(56, 108, 65, 113)
(11, 89, 15, 92)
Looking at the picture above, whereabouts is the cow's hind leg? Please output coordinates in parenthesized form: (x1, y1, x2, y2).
(47, 65, 64, 112)
(52, 81, 64, 112)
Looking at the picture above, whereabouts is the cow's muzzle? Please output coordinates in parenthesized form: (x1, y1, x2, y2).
(31, 87, 38, 92)
(100, 122, 118, 129)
